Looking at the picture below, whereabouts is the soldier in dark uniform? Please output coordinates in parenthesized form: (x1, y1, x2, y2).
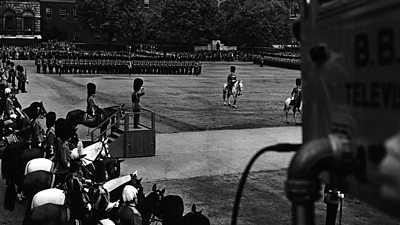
(227, 66, 237, 93)
(47, 57, 53, 74)
(290, 78, 302, 108)
(86, 82, 103, 124)
(36, 57, 41, 73)
(42, 58, 47, 74)
(131, 78, 145, 128)
(49, 57, 56, 74)
(55, 58, 60, 75)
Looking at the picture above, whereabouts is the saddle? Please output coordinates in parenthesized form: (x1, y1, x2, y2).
(83, 111, 104, 125)
(83, 113, 97, 123)
(290, 96, 301, 109)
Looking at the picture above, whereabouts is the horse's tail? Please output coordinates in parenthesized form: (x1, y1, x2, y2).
(4, 182, 16, 211)
(24, 160, 31, 176)
(1, 146, 12, 180)
(223, 87, 226, 99)
(284, 102, 287, 112)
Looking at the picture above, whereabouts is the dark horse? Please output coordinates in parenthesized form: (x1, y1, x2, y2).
(180, 204, 211, 225)
(137, 184, 184, 225)
(21, 157, 122, 203)
(23, 181, 111, 225)
(66, 104, 125, 138)
(0, 101, 47, 158)
(17, 101, 47, 141)
(1, 131, 78, 211)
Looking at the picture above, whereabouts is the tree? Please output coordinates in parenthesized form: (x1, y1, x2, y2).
(219, 0, 292, 47)
(155, 0, 220, 45)
(76, 0, 128, 44)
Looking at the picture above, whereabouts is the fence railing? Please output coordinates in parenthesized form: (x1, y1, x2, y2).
(86, 107, 155, 142)
(87, 110, 124, 142)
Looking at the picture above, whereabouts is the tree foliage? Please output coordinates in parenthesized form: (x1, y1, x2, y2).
(219, 0, 292, 47)
(76, 0, 293, 46)
(155, 0, 219, 45)
(76, 0, 125, 44)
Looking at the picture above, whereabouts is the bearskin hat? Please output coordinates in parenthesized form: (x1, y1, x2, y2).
(87, 82, 96, 97)
(133, 78, 143, 92)
(46, 111, 57, 129)
(55, 118, 75, 141)
(296, 78, 302, 86)
(16, 65, 24, 73)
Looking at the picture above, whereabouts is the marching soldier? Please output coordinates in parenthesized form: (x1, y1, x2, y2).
(49, 57, 56, 74)
(36, 57, 41, 73)
(42, 58, 47, 74)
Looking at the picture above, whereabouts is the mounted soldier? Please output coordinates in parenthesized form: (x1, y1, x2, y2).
(85, 82, 104, 125)
(290, 78, 302, 109)
(227, 66, 237, 94)
(2, 88, 17, 128)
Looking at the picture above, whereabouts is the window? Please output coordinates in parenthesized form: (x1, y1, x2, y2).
(46, 8, 52, 17)
(144, 0, 149, 8)
(289, 2, 300, 19)
(73, 31, 80, 41)
(22, 11, 34, 32)
(72, 8, 77, 18)
(59, 8, 67, 19)
(4, 10, 16, 31)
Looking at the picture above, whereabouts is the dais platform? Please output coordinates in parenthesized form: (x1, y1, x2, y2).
(85, 108, 156, 158)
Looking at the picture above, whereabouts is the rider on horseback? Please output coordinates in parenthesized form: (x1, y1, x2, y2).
(227, 66, 237, 94)
(86, 82, 103, 124)
(290, 78, 302, 109)
(2, 88, 18, 127)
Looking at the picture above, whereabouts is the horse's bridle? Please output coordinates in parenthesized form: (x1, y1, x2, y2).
(81, 140, 112, 179)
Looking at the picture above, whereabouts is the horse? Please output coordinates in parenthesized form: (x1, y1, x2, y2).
(31, 175, 91, 214)
(136, 183, 184, 225)
(0, 101, 48, 156)
(137, 184, 165, 225)
(24, 183, 113, 225)
(2, 129, 79, 207)
(102, 171, 144, 203)
(83, 157, 122, 183)
(25, 139, 110, 176)
(23, 203, 113, 225)
(223, 80, 243, 108)
(86, 182, 120, 221)
(66, 104, 125, 139)
(23, 203, 84, 225)
(22, 101, 48, 120)
(284, 96, 302, 125)
(2, 142, 45, 210)
(158, 194, 184, 225)
(180, 204, 211, 225)
(21, 155, 122, 205)
(30, 188, 66, 209)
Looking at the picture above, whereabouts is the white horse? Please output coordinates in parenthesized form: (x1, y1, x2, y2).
(24, 139, 110, 175)
(223, 80, 243, 108)
(31, 188, 66, 209)
(284, 96, 302, 124)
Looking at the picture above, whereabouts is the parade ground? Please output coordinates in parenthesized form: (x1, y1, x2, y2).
(0, 61, 398, 224)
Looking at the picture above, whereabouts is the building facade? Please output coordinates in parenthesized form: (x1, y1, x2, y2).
(0, 0, 42, 39)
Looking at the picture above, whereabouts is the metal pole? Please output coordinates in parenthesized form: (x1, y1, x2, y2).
(124, 113, 129, 157)
(151, 112, 155, 130)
